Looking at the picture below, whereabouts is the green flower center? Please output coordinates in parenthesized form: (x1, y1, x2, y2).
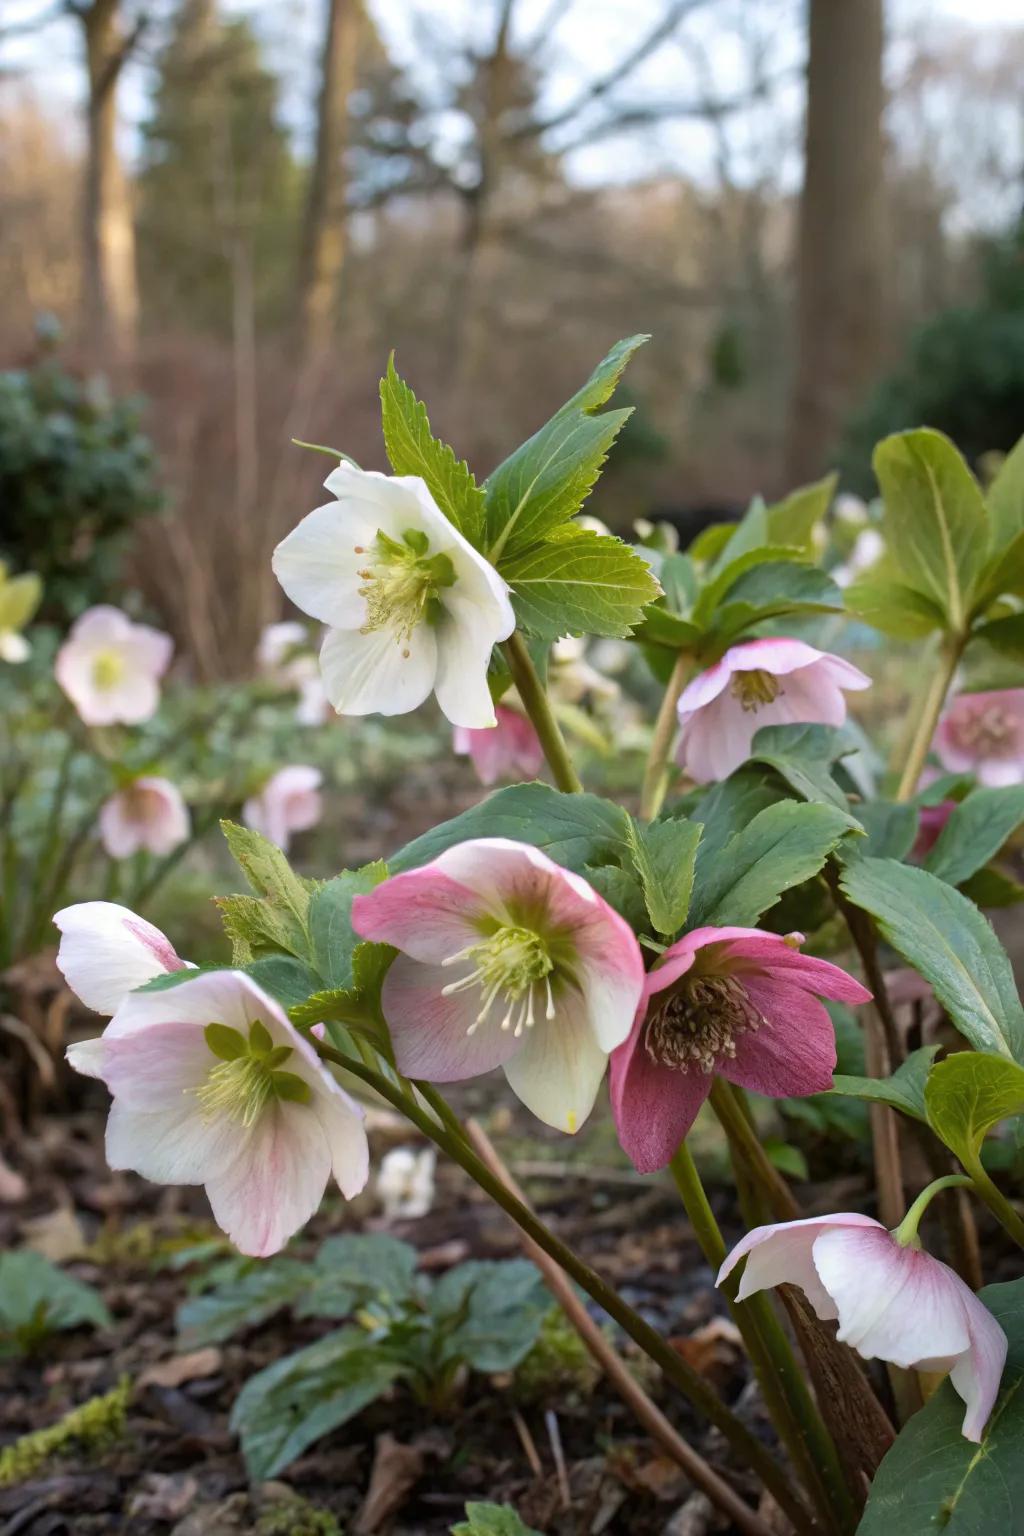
(194, 1018, 311, 1128)
(644, 974, 765, 1074)
(730, 668, 781, 712)
(356, 528, 456, 648)
(92, 649, 126, 690)
(441, 924, 556, 1039)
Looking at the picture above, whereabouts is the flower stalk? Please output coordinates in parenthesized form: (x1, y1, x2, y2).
(894, 634, 965, 802)
(640, 649, 691, 819)
(891, 1175, 975, 1248)
(501, 631, 583, 794)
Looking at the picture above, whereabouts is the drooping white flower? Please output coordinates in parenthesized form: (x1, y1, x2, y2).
(55, 900, 188, 1018)
(98, 777, 191, 859)
(55, 606, 173, 726)
(376, 1146, 436, 1220)
(0, 563, 41, 663)
(64, 966, 369, 1256)
(272, 464, 515, 728)
(243, 765, 323, 852)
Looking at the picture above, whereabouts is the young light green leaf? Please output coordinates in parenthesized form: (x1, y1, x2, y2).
(220, 821, 312, 936)
(857, 1276, 1024, 1535)
(627, 816, 702, 937)
(840, 858, 1024, 1061)
(763, 472, 838, 552)
(216, 892, 306, 964)
(380, 356, 486, 545)
(830, 1045, 939, 1123)
(985, 431, 1024, 550)
(452, 1505, 542, 1536)
(924, 1050, 1024, 1177)
(872, 428, 990, 634)
(484, 335, 648, 559)
(500, 526, 661, 641)
(844, 576, 947, 639)
(924, 785, 1024, 888)
(688, 800, 859, 928)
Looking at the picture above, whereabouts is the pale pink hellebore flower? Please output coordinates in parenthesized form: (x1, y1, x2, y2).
(610, 926, 870, 1174)
(718, 1214, 1007, 1442)
(933, 690, 1024, 788)
(675, 637, 871, 783)
(352, 838, 645, 1134)
(243, 766, 323, 852)
(273, 464, 515, 728)
(55, 606, 173, 726)
(98, 777, 191, 859)
(453, 705, 544, 786)
(56, 904, 367, 1256)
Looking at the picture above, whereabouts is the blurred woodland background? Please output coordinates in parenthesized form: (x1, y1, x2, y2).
(2, 0, 1024, 676)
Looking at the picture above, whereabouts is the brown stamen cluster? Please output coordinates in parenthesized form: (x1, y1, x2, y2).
(729, 668, 782, 712)
(952, 705, 1013, 757)
(644, 974, 766, 1074)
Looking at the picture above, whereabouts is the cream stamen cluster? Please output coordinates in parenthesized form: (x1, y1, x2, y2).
(356, 529, 455, 649)
(441, 924, 556, 1039)
(645, 974, 766, 1074)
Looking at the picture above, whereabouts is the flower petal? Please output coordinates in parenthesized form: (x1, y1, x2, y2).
(721, 976, 837, 1097)
(54, 901, 184, 1014)
(272, 499, 385, 629)
(319, 623, 437, 717)
(383, 955, 522, 1081)
(101, 1020, 211, 1109)
(311, 1085, 370, 1201)
(352, 867, 489, 963)
(434, 591, 514, 729)
(205, 1101, 333, 1257)
(502, 984, 610, 1134)
(719, 1214, 883, 1318)
(950, 1286, 1008, 1441)
(609, 1016, 711, 1172)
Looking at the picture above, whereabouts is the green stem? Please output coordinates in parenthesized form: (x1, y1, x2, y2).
(639, 650, 691, 820)
(892, 1175, 975, 1248)
(502, 632, 582, 794)
(314, 1042, 815, 1535)
(671, 1146, 856, 1533)
(894, 635, 965, 802)
(965, 1161, 1024, 1250)
(709, 1080, 799, 1221)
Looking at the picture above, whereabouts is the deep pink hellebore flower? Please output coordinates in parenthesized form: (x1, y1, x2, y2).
(718, 1214, 1007, 1442)
(453, 705, 544, 786)
(610, 926, 870, 1173)
(933, 689, 1024, 788)
(675, 637, 871, 783)
(352, 837, 645, 1134)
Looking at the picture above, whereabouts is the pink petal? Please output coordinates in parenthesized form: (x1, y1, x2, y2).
(352, 868, 488, 963)
(722, 637, 830, 677)
(205, 1100, 333, 1257)
(951, 1287, 1009, 1441)
(609, 1014, 711, 1172)
(101, 1020, 211, 1109)
(645, 926, 768, 997)
(382, 955, 522, 1081)
(812, 1226, 972, 1369)
(678, 689, 761, 782)
(718, 1213, 883, 1318)
(676, 654, 734, 714)
(715, 936, 871, 1004)
(722, 975, 837, 1097)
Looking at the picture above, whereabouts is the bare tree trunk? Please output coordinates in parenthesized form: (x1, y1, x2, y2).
(785, 0, 886, 484)
(79, 0, 138, 361)
(297, 0, 361, 354)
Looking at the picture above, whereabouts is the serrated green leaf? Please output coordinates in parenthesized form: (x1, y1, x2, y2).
(380, 356, 486, 545)
(245, 954, 322, 1008)
(310, 1234, 418, 1314)
(308, 863, 388, 989)
(220, 821, 312, 954)
(847, 800, 921, 862)
(627, 816, 701, 936)
(692, 544, 807, 628)
(390, 782, 632, 877)
(830, 1045, 939, 1123)
(633, 603, 703, 651)
(923, 785, 1024, 888)
(747, 723, 851, 811)
(501, 526, 660, 641)
(232, 1329, 404, 1479)
(961, 866, 1024, 908)
(484, 335, 648, 559)
(688, 800, 859, 928)
(840, 858, 1024, 1061)
(177, 1258, 310, 1347)
(925, 1050, 1024, 1177)
(430, 1259, 548, 1373)
(709, 562, 844, 645)
(873, 428, 991, 634)
(857, 1275, 1024, 1534)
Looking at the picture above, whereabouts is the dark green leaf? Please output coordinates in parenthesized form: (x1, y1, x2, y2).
(245, 955, 321, 1009)
(844, 576, 947, 638)
(924, 785, 1024, 888)
(971, 611, 1024, 663)
(633, 603, 702, 651)
(307, 1234, 418, 1316)
(986, 431, 1024, 550)
(627, 816, 702, 936)
(857, 1276, 1024, 1534)
(692, 544, 806, 628)
(850, 800, 920, 861)
(688, 800, 859, 928)
(747, 723, 851, 811)
(309, 863, 388, 989)
(831, 1045, 939, 1123)
(840, 858, 1024, 1061)
(0, 1252, 110, 1355)
(961, 866, 1024, 908)
(380, 356, 486, 545)
(177, 1259, 309, 1346)
(430, 1260, 549, 1372)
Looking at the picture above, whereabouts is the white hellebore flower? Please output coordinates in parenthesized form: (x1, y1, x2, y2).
(55, 605, 173, 726)
(56, 901, 368, 1256)
(272, 464, 515, 728)
(376, 1146, 437, 1221)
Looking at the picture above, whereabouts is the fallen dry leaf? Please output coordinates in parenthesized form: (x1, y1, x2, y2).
(139, 1347, 223, 1390)
(20, 1204, 86, 1261)
(353, 1433, 426, 1534)
(129, 1472, 199, 1522)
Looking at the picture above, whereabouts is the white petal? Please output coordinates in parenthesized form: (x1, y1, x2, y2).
(272, 501, 378, 629)
(66, 1036, 106, 1080)
(54, 901, 183, 1014)
(434, 595, 508, 728)
(311, 1085, 370, 1201)
(319, 622, 437, 717)
(502, 985, 609, 1134)
(205, 1101, 332, 1256)
(104, 968, 273, 1042)
(106, 1097, 243, 1185)
(950, 1287, 1009, 1441)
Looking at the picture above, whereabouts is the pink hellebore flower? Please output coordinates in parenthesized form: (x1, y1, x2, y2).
(352, 838, 645, 1134)
(98, 777, 191, 860)
(933, 690, 1024, 788)
(243, 766, 323, 852)
(675, 637, 871, 783)
(55, 606, 173, 726)
(453, 705, 544, 787)
(65, 968, 368, 1256)
(718, 1214, 1007, 1443)
(610, 927, 870, 1174)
